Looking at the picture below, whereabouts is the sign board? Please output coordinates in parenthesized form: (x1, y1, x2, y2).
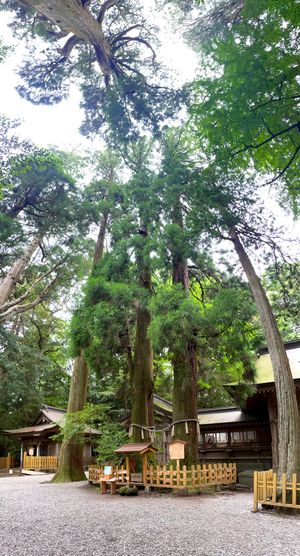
(104, 465, 112, 477)
(28, 447, 34, 456)
(169, 440, 187, 461)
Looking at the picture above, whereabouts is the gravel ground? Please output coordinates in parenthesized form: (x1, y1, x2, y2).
(0, 474, 299, 556)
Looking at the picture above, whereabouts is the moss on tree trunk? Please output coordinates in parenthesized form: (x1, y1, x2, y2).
(51, 350, 88, 482)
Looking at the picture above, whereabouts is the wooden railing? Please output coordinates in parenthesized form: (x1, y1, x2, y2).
(23, 456, 58, 470)
(146, 463, 236, 489)
(88, 465, 129, 483)
(253, 470, 300, 512)
(0, 454, 13, 469)
(88, 462, 236, 489)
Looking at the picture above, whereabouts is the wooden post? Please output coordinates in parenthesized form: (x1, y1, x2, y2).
(100, 478, 107, 494)
(253, 471, 258, 512)
(282, 473, 287, 505)
(142, 454, 147, 485)
(272, 472, 277, 505)
(125, 456, 131, 483)
(292, 474, 297, 507)
(176, 460, 180, 488)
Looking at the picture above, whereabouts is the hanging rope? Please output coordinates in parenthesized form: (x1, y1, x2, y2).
(129, 419, 201, 441)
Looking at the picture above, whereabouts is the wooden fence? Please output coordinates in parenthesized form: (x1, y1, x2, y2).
(253, 470, 300, 512)
(146, 463, 236, 489)
(88, 462, 236, 489)
(0, 454, 13, 469)
(23, 455, 58, 470)
(22, 455, 96, 470)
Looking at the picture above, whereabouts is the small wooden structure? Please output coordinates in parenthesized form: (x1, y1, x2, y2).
(114, 443, 157, 484)
(253, 469, 300, 512)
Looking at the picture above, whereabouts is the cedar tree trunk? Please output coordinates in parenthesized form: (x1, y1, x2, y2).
(52, 211, 108, 482)
(171, 208, 199, 464)
(52, 351, 88, 482)
(131, 227, 154, 442)
(230, 228, 300, 478)
(0, 236, 41, 307)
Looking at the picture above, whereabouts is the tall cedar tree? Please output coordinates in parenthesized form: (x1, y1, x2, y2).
(159, 131, 199, 463)
(52, 150, 121, 482)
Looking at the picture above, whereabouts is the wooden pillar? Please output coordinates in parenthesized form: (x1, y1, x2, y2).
(20, 442, 24, 469)
(36, 442, 41, 457)
(142, 454, 147, 485)
(125, 456, 131, 483)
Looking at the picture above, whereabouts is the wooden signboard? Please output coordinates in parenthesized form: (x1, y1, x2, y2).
(169, 440, 187, 461)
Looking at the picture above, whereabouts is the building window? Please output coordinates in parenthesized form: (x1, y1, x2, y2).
(204, 432, 228, 447)
(231, 430, 256, 443)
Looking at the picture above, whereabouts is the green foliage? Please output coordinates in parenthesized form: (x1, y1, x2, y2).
(95, 421, 128, 465)
(53, 405, 102, 445)
(263, 262, 300, 340)
(185, 0, 300, 208)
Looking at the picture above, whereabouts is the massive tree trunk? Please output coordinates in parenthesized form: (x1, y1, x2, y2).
(171, 208, 199, 464)
(0, 236, 41, 307)
(230, 228, 300, 477)
(52, 211, 108, 482)
(52, 352, 88, 482)
(22, 0, 116, 81)
(131, 228, 154, 442)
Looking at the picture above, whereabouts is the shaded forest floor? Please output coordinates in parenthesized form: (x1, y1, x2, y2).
(0, 474, 299, 556)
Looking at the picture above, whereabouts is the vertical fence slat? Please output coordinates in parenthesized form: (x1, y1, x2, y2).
(292, 474, 297, 506)
(282, 473, 287, 506)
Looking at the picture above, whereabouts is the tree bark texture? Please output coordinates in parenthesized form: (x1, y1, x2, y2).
(131, 230, 154, 442)
(230, 228, 300, 477)
(0, 236, 41, 307)
(267, 393, 279, 470)
(52, 211, 108, 482)
(52, 351, 88, 482)
(171, 208, 199, 464)
(23, 0, 115, 81)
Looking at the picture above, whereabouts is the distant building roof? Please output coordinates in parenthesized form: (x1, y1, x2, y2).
(39, 405, 66, 424)
(4, 423, 56, 436)
(255, 344, 300, 384)
(197, 407, 256, 426)
(4, 404, 100, 438)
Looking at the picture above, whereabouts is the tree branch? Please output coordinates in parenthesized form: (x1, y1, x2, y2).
(233, 121, 300, 156)
(59, 35, 83, 59)
(97, 0, 118, 25)
(113, 36, 156, 60)
(0, 277, 58, 323)
(262, 143, 300, 187)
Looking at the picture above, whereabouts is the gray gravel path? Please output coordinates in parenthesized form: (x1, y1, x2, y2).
(0, 474, 299, 556)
